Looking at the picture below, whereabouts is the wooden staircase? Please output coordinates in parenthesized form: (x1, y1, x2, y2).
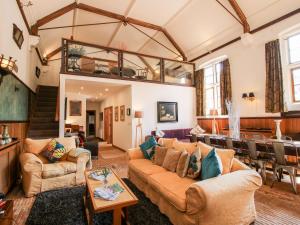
(27, 86, 59, 139)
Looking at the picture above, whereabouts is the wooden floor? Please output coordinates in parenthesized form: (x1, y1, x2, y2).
(7, 146, 300, 225)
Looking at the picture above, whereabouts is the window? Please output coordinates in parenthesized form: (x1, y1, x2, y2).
(204, 62, 221, 115)
(286, 32, 300, 102)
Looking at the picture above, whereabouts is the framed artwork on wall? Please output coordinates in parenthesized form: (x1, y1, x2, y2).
(115, 106, 119, 122)
(120, 105, 125, 121)
(100, 112, 103, 121)
(70, 100, 82, 116)
(157, 101, 178, 123)
(126, 108, 131, 116)
(13, 24, 24, 49)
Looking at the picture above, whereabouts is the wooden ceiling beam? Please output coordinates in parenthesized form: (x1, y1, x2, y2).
(76, 3, 125, 21)
(45, 47, 62, 60)
(125, 17, 162, 31)
(227, 0, 250, 33)
(31, 2, 77, 34)
(162, 29, 186, 60)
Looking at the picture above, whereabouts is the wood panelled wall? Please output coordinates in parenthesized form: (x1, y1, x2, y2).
(0, 122, 28, 152)
(198, 117, 300, 136)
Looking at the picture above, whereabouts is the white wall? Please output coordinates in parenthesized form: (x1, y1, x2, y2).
(0, 0, 40, 92)
(86, 101, 101, 137)
(60, 75, 196, 149)
(65, 92, 87, 132)
(193, 13, 300, 117)
(99, 86, 132, 150)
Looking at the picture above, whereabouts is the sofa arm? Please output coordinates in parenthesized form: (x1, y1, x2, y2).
(67, 152, 90, 185)
(19, 153, 43, 197)
(127, 148, 143, 160)
(186, 170, 262, 225)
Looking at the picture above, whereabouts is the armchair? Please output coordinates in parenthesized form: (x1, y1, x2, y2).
(20, 137, 90, 197)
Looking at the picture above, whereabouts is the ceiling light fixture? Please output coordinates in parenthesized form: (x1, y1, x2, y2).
(105, 88, 109, 92)
(80, 86, 84, 90)
(0, 54, 18, 85)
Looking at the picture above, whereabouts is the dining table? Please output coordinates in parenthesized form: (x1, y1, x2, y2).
(186, 133, 300, 156)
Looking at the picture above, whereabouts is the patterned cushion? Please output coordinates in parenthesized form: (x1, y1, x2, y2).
(162, 149, 182, 172)
(42, 139, 66, 163)
(153, 146, 168, 166)
(201, 148, 223, 180)
(139, 136, 157, 159)
(176, 150, 190, 177)
(186, 147, 201, 178)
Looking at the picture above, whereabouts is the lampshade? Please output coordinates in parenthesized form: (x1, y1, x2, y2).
(242, 93, 248, 99)
(209, 109, 218, 116)
(248, 92, 255, 101)
(0, 54, 17, 74)
(134, 111, 143, 118)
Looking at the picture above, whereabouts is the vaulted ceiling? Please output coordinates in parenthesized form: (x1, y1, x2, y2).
(21, 0, 300, 61)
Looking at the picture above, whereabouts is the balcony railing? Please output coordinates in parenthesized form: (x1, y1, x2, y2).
(61, 39, 195, 86)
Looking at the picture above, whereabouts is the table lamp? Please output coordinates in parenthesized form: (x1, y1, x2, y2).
(134, 111, 143, 147)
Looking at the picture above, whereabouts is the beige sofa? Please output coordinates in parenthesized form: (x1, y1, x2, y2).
(20, 137, 90, 197)
(127, 138, 262, 225)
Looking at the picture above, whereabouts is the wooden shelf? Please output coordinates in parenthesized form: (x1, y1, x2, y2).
(0, 139, 19, 152)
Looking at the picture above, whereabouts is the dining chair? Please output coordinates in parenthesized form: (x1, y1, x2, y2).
(251, 134, 266, 140)
(270, 135, 293, 141)
(246, 139, 272, 184)
(225, 137, 248, 163)
(190, 134, 198, 143)
(271, 142, 299, 194)
(204, 135, 211, 145)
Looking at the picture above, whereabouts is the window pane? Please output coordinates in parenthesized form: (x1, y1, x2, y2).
(205, 74, 214, 85)
(289, 48, 300, 64)
(204, 66, 213, 76)
(215, 63, 221, 83)
(293, 68, 300, 85)
(205, 88, 214, 114)
(294, 85, 300, 101)
(216, 86, 221, 108)
(288, 33, 300, 63)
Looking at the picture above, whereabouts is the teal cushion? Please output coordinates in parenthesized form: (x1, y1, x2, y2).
(201, 148, 223, 180)
(139, 136, 157, 159)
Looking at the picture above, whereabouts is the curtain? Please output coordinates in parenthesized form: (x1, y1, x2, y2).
(265, 39, 284, 113)
(220, 59, 232, 115)
(195, 69, 205, 116)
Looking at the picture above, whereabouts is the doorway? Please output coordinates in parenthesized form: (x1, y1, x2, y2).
(86, 110, 96, 137)
(104, 106, 113, 144)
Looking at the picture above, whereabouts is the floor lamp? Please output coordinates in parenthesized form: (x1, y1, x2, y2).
(135, 111, 143, 147)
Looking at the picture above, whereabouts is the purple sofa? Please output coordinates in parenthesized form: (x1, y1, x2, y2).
(151, 128, 192, 142)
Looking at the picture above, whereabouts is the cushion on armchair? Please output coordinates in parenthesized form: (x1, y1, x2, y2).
(42, 139, 66, 163)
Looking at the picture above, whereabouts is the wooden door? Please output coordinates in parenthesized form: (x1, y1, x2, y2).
(104, 106, 113, 144)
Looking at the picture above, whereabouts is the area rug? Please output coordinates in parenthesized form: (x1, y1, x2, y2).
(26, 179, 172, 225)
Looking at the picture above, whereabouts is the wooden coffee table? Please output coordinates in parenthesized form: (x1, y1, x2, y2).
(84, 169, 138, 225)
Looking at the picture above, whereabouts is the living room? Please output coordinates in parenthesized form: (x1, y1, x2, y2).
(1, 0, 300, 225)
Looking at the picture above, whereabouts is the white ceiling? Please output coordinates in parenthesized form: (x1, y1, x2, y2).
(21, 0, 300, 60)
(65, 79, 129, 101)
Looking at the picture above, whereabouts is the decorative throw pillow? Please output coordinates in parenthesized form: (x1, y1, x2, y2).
(173, 141, 198, 154)
(187, 147, 201, 178)
(176, 150, 190, 177)
(197, 142, 235, 174)
(162, 149, 182, 172)
(153, 146, 168, 166)
(139, 136, 157, 159)
(158, 138, 178, 148)
(201, 148, 223, 180)
(42, 139, 66, 163)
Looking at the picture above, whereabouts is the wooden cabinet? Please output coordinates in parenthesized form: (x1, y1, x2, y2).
(0, 141, 19, 194)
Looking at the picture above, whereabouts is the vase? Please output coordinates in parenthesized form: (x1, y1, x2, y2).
(274, 120, 282, 140)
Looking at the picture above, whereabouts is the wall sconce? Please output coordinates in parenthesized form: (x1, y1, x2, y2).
(0, 54, 18, 85)
(242, 93, 248, 100)
(248, 92, 255, 101)
(242, 92, 255, 101)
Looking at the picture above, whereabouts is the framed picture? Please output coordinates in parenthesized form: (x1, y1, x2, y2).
(120, 105, 125, 121)
(35, 66, 41, 78)
(70, 101, 82, 116)
(126, 108, 131, 116)
(100, 112, 103, 121)
(157, 101, 178, 123)
(13, 24, 24, 49)
(115, 106, 119, 122)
